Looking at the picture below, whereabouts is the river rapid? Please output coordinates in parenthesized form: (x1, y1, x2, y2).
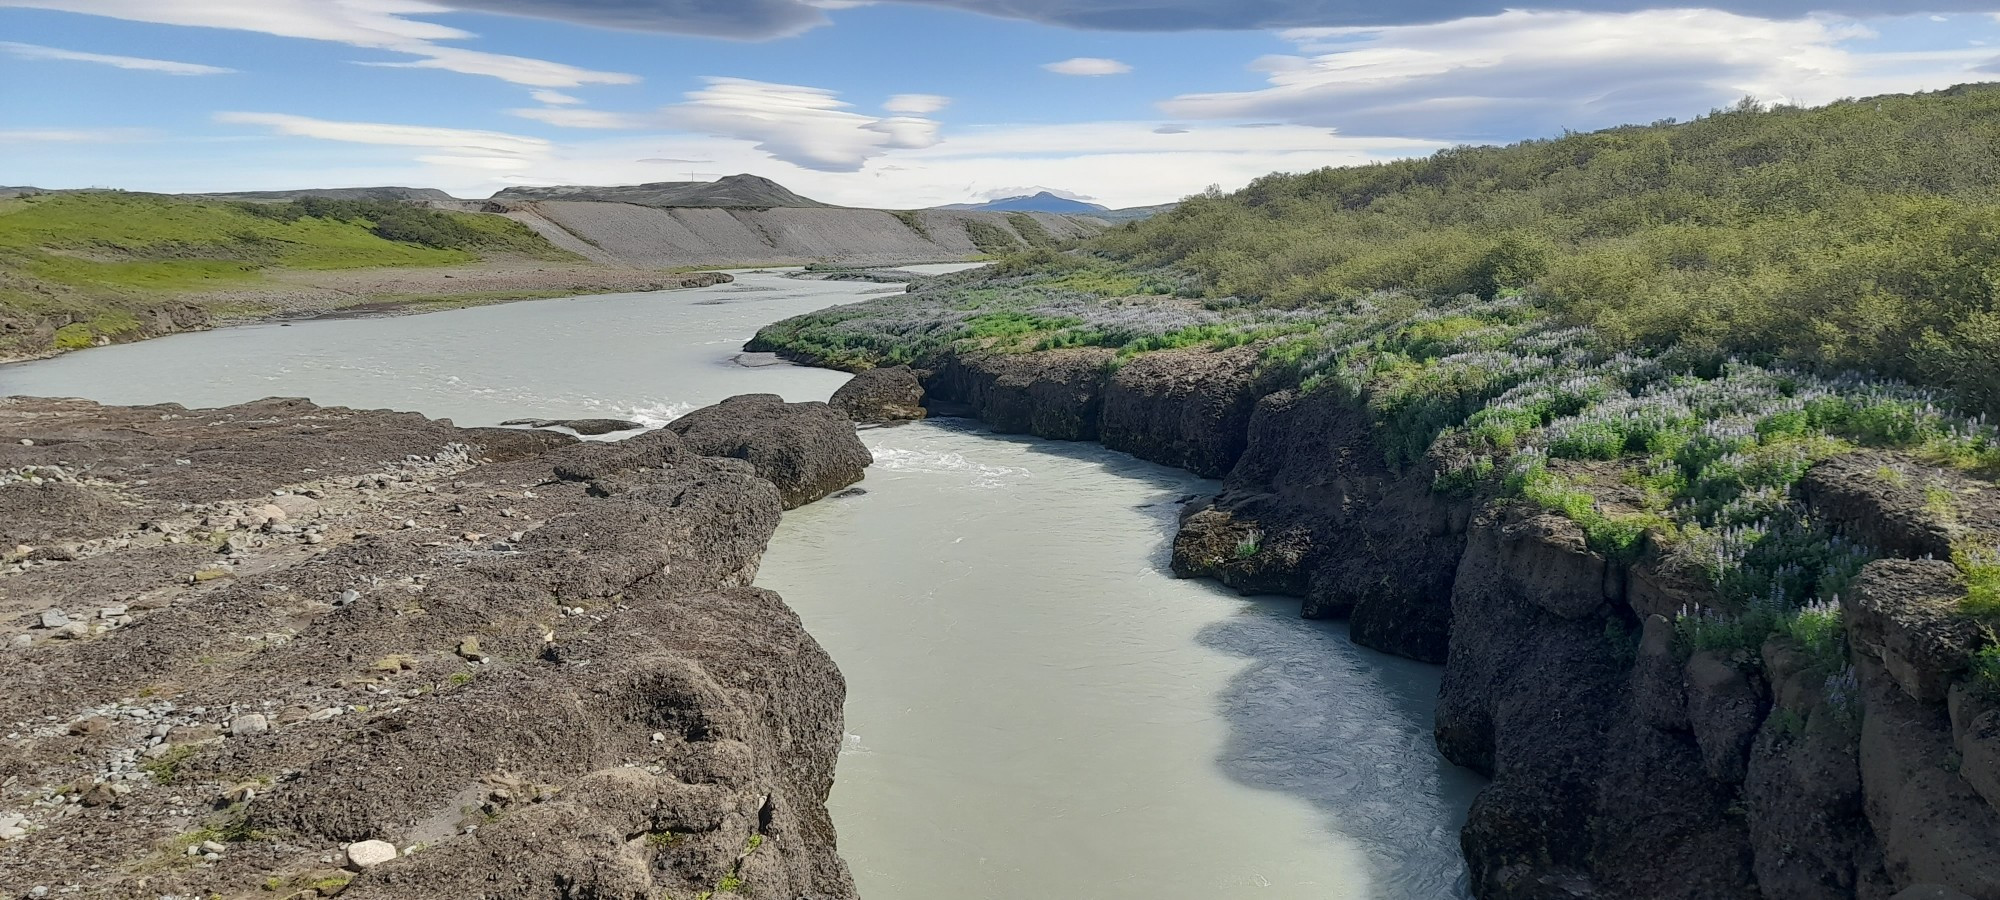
(0, 268, 1481, 899)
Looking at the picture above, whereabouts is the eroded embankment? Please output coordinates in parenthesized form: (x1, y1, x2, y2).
(0, 268, 734, 366)
(0, 393, 867, 900)
(885, 345, 2000, 900)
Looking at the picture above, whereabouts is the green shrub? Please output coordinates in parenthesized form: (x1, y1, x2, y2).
(1089, 85, 2000, 417)
(1973, 644, 2000, 698)
(964, 219, 1019, 256)
(1784, 599, 1846, 671)
(1954, 541, 2000, 618)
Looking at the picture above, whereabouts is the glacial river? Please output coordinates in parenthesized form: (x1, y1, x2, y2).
(0, 268, 1481, 899)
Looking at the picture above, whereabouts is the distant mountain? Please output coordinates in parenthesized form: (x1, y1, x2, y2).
(491, 174, 832, 209)
(0, 186, 42, 199)
(196, 186, 459, 203)
(936, 191, 1110, 214)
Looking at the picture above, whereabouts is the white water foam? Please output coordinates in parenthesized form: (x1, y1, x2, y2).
(866, 445, 1032, 488)
(625, 401, 699, 428)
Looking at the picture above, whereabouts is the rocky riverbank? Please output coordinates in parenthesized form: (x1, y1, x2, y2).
(0, 393, 868, 899)
(787, 343, 2000, 900)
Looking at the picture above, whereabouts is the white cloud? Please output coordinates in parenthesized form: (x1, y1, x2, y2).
(0, 0, 637, 87)
(356, 45, 636, 87)
(648, 78, 943, 171)
(0, 41, 234, 74)
(1162, 10, 1996, 139)
(0, 127, 150, 143)
(215, 111, 551, 171)
(195, 0, 2000, 41)
(1043, 57, 1132, 76)
(885, 93, 951, 114)
(505, 78, 948, 171)
(531, 89, 584, 105)
(0, 1, 469, 45)
(509, 107, 646, 128)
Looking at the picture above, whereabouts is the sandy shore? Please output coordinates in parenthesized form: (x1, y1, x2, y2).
(213, 258, 733, 321)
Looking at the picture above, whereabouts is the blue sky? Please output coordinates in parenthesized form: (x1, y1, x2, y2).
(3, 0, 1999, 207)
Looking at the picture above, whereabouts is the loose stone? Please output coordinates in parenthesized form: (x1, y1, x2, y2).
(344, 839, 399, 869)
(228, 714, 270, 737)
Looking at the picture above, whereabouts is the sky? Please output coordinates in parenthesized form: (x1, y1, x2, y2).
(3, 1, 2000, 208)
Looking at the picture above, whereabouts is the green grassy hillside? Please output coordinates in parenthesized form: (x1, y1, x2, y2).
(1093, 85, 2000, 412)
(0, 191, 577, 352)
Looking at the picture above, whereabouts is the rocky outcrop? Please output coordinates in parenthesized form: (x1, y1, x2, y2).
(1171, 387, 1470, 661)
(1098, 346, 1272, 478)
(1800, 453, 1999, 560)
(1846, 560, 1985, 704)
(923, 349, 1113, 440)
(667, 394, 871, 509)
(829, 366, 927, 424)
(1434, 501, 2000, 900)
(501, 417, 645, 436)
(0, 396, 858, 900)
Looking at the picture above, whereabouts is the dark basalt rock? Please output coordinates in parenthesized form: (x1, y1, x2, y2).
(922, 349, 1112, 441)
(829, 365, 926, 423)
(503, 417, 646, 436)
(666, 394, 871, 509)
(1846, 559, 1984, 705)
(1170, 387, 1468, 662)
(1800, 453, 1996, 561)
(0, 395, 855, 900)
(1098, 345, 1270, 478)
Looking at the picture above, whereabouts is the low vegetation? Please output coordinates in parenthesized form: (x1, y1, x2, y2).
(0, 190, 577, 355)
(754, 83, 2000, 665)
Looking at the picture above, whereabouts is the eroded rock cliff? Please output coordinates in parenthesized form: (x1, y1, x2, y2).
(901, 343, 2000, 900)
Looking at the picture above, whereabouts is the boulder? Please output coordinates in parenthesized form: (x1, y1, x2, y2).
(1169, 502, 1310, 596)
(665, 394, 870, 509)
(271, 494, 321, 521)
(1845, 559, 1983, 704)
(1686, 650, 1769, 783)
(345, 840, 399, 869)
(828, 366, 926, 423)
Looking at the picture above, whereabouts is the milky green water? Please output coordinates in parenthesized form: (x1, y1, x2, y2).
(1, 267, 1479, 899)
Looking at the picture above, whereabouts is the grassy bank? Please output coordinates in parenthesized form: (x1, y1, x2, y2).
(0, 191, 579, 356)
(751, 83, 2000, 677)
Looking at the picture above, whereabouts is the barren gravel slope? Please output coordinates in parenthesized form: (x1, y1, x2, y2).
(508, 202, 1102, 268)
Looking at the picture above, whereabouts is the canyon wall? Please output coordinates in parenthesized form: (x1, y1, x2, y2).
(906, 346, 2000, 900)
